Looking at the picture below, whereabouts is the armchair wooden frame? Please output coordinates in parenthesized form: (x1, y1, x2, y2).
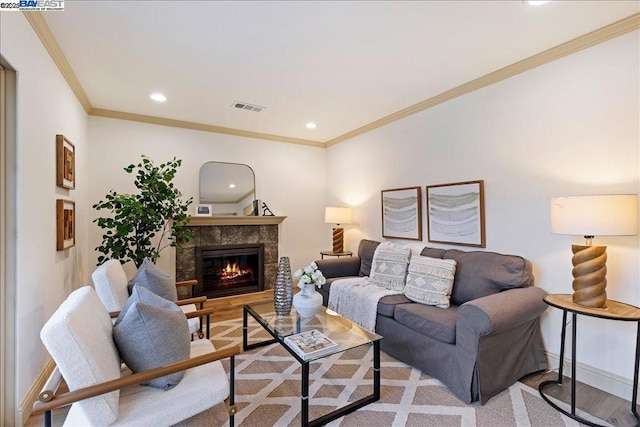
(176, 279, 212, 339)
(33, 345, 241, 427)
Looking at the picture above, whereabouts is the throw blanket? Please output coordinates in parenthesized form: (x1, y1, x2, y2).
(328, 277, 402, 332)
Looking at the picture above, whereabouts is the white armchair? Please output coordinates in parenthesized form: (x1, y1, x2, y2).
(92, 259, 212, 339)
(33, 286, 239, 426)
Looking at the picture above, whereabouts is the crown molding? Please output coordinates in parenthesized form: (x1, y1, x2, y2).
(22, 11, 92, 113)
(89, 109, 325, 147)
(325, 13, 640, 147)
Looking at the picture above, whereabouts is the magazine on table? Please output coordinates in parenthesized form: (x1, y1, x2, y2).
(284, 329, 338, 359)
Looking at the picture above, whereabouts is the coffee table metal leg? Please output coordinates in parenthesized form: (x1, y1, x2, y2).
(374, 340, 380, 399)
(302, 361, 309, 427)
(633, 322, 639, 420)
(242, 306, 249, 351)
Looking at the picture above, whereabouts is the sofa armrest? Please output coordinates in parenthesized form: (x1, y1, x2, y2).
(315, 257, 362, 279)
(457, 286, 548, 336)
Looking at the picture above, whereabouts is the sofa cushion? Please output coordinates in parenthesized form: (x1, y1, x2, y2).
(357, 239, 381, 277)
(130, 259, 178, 302)
(377, 294, 412, 318)
(40, 286, 121, 425)
(113, 286, 190, 390)
(444, 250, 534, 306)
(370, 242, 411, 291)
(419, 246, 447, 259)
(404, 255, 457, 308)
(394, 303, 459, 344)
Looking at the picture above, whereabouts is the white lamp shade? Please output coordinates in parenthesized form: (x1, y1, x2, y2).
(550, 194, 638, 236)
(325, 207, 352, 225)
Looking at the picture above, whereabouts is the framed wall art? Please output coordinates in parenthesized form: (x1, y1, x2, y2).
(381, 186, 422, 240)
(56, 199, 75, 250)
(56, 134, 75, 189)
(426, 180, 485, 248)
(195, 204, 213, 216)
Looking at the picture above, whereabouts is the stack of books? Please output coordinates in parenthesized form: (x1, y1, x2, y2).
(284, 329, 338, 359)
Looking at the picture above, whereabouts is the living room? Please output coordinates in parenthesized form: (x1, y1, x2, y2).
(1, 2, 639, 425)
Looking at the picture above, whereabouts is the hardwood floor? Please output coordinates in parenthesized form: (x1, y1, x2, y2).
(25, 290, 639, 427)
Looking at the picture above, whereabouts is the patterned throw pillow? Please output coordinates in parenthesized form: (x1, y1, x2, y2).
(369, 242, 411, 291)
(404, 255, 457, 308)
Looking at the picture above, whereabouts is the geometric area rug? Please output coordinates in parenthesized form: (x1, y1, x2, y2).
(192, 319, 611, 427)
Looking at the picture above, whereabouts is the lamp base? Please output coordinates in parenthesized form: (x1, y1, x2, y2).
(571, 244, 607, 308)
(332, 227, 344, 253)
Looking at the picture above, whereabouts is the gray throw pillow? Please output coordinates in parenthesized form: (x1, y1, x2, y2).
(130, 259, 177, 302)
(113, 286, 190, 390)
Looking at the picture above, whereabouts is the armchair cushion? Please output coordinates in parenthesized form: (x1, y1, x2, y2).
(40, 286, 121, 425)
(130, 259, 178, 302)
(404, 255, 457, 308)
(92, 259, 130, 313)
(113, 286, 190, 390)
(63, 340, 230, 427)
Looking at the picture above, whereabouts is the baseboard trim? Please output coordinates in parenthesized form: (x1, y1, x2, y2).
(18, 357, 56, 426)
(545, 351, 638, 403)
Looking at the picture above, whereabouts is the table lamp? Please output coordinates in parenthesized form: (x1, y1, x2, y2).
(325, 207, 352, 254)
(550, 194, 638, 308)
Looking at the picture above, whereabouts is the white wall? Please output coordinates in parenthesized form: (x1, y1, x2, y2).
(326, 31, 640, 399)
(87, 117, 327, 277)
(0, 12, 90, 420)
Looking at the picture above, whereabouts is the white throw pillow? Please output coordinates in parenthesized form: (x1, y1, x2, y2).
(404, 255, 457, 308)
(369, 242, 411, 291)
(40, 286, 121, 425)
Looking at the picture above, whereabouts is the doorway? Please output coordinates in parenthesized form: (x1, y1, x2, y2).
(1, 58, 17, 427)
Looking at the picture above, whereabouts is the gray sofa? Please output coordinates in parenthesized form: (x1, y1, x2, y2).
(315, 239, 548, 404)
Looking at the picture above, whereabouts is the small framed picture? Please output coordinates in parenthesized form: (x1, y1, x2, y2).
(195, 204, 213, 216)
(381, 186, 422, 240)
(426, 180, 485, 248)
(56, 134, 75, 189)
(56, 199, 75, 250)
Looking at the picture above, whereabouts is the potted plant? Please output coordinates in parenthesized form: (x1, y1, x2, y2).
(93, 155, 194, 267)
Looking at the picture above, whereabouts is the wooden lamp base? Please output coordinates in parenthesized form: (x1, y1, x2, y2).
(571, 244, 607, 308)
(332, 227, 344, 253)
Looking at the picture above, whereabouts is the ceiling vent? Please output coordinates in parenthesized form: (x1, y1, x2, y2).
(232, 101, 265, 113)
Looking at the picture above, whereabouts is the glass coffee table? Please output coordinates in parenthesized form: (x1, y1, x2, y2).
(243, 301, 382, 427)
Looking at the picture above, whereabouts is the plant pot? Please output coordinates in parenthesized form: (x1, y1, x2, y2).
(293, 285, 323, 318)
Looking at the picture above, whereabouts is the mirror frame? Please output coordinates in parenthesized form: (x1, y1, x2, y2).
(199, 161, 256, 215)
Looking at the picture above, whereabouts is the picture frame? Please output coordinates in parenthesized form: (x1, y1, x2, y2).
(56, 199, 75, 250)
(426, 180, 485, 248)
(381, 186, 422, 240)
(56, 134, 75, 189)
(195, 204, 213, 216)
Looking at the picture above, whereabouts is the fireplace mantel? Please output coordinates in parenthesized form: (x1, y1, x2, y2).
(188, 216, 286, 226)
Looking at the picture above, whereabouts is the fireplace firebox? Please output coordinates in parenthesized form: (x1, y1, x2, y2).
(195, 244, 264, 298)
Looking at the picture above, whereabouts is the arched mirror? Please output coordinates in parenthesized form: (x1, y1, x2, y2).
(199, 162, 256, 216)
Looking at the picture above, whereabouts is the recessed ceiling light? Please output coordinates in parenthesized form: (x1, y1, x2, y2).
(150, 93, 167, 102)
(306, 122, 317, 129)
(527, 1, 549, 5)
(228, 183, 236, 189)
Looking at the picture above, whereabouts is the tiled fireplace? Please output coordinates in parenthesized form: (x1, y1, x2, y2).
(176, 217, 284, 299)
